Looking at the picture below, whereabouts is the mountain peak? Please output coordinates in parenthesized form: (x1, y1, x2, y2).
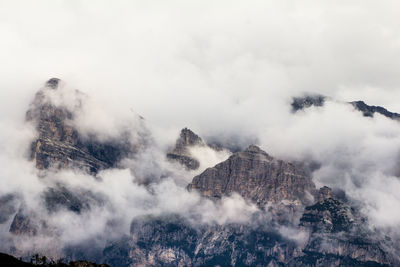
(166, 128, 206, 170)
(178, 127, 204, 148)
(188, 146, 315, 206)
(26, 79, 135, 173)
(45, 77, 61, 90)
(291, 94, 325, 112)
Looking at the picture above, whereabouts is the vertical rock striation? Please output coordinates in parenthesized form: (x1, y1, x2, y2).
(188, 145, 316, 207)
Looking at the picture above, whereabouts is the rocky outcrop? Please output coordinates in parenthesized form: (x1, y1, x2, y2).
(291, 94, 326, 112)
(166, 128, 205, 170)
(188, 145, 316, 207)
(26, 78, 136, 174)
(300, 187, 357, 233)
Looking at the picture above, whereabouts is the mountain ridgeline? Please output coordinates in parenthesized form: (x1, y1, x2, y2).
(0, 79, 398, 266)
(292, 94, 400, 120)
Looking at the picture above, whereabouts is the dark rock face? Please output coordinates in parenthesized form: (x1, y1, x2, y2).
(166, 128, 205, 170)
(188, 145, 316, 207)
(26, 78, 135, 174)
(291, 95, 326, 112)
(350, 100, 400, 120)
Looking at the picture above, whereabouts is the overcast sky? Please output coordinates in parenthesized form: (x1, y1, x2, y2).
(2, 0, 400, 126)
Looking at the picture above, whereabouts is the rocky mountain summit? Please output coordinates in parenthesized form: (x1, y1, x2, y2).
(167, 128, 205, 170)
(291, 94, 326, 112)
(167, 128, 223, 170)
(188, 145, 315, 207)
(26, 78, 139, 174)
(7, 78, 143, 238)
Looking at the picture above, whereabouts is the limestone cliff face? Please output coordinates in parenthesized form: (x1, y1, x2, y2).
(103, 215, 302, 267)
(26, 78, 136, 174)
(188, 145, 316, 207)
(101, 186, 395, 267)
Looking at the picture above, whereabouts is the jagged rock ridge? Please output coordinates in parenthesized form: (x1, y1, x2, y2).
(350, 100, 400, 120)
(292, 94, 400, 120)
